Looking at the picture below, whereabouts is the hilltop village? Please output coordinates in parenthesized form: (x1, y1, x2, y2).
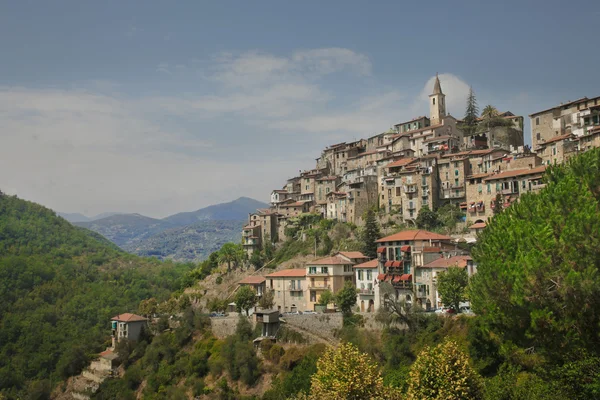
(239, 76, 600, 313)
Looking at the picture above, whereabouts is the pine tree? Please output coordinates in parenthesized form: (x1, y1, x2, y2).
(461, 87, 479, 137)
(361, 208, 381, 259)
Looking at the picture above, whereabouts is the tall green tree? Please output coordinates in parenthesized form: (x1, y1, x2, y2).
(436, 267, 469, 312)
(460, 87, 479, 137)
(218, 242, 243, 272)
(415, 205, 442, 231)
(470, 148, 600, 361)
(361, 209, 381, 259)
(234, 285, 257, 316)
(257, 289, 275, 309)
(493, 193, 504, 215)
(335, 281, 358, 317)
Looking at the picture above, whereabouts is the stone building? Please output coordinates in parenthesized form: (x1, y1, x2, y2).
(354, 259, 378, 312)
(326, 191, 348, 222)
(305, 252, 368, 311)
(534, 133, 579, 166)
(315, 176, 341, 215)
(420, 255, 474, 309)
(276, 199, 311, 217)
(529, 96, 600, 150)
(346, 175, 378, 225)
(111, 313, 148, 348)
(437, 156, 468, 207)
(242, 224, 262, 256)
(467, 111, 524, 150)
(265, 269, 307, 313)
(374, 230, 455, 311)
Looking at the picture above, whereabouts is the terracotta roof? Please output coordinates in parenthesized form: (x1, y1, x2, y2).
(266, 269, 306, 278)
(536, 133, 574, 146)
(467, 173, 491, 180)
(307, 255, 352, 265)
(100, 350, 118, 360)
(422, 247, 442, 253)
(111, 313, 148, 322)
(338, 251, 368, 259)
(353, 259, 378, 269)
(347, 150, 381, 159)
(238, 276, 266, 285)
(483, 166, 546, 181)
(394, 116, 428, 126)
(273, 189, 288, 193)
(422, 255, 471, 269)
(282, 201, 309, 207)
(470, 222, 487, 229)
(387, 158, 417, 168)
(316, 176, 339, 181)
(442, 149, 500, 158)
(376, 230, 452, 243)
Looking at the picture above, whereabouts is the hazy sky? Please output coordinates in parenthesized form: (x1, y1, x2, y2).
(1, 1, 599, 218)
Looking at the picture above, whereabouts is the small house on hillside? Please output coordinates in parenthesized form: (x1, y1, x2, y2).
(111, 313, 148, 348)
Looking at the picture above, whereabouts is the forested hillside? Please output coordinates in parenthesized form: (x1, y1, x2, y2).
(0, 194, 195, 399)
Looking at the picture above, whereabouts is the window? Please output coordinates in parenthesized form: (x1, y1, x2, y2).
(358, 270, 363, 280)
(552, 147, 557, 155)
(478, 184, 482, 193)
(395, 187, 401, 196)
(366, 270, 372, 280)
(322, 267, 329, 274)
(455, 169, 459, 176)
(310, 291, 316, 302)
(445, 172, 449, 180)
(309, 267, 317, 274)
(357, 191, 361, 197)
(487, 183, 491, 193)
(344, 265, 352, 272)
(454, 162, 459, 168)
(536, 117, 540, 125)
(433, 98, 436, 105)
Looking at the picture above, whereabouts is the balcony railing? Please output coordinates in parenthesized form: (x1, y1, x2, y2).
(442, 191, 465, 199)
(358, 288, 374, 295)
(287, 285, 304, 291)
(531, 183, 546, 191)
(404, 186, 417, 193)
(307, 271, 329, 276)
(502, 188, 517, 195)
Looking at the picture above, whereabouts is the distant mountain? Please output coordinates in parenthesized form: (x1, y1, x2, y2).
(58, 211, 123, 223)
(123, 220, 243, 262)
(72, 197, 267, 261)
(58, 212, 91, 223)
(163, 197, 268, 226)
(75, 213, 175, 247)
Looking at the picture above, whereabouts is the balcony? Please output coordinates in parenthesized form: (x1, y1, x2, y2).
(403, 185, 417, 193)
(531, 183, 546, 191)
(502, 188, 517, 195)
(307, 270, 329, 276)
(358, 288, 374, 295)
(421, 190, 430, 197)
(287, 284, 304, 292)
(442, 191, 465, 199)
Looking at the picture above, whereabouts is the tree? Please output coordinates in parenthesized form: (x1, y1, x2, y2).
(317, 290, 334, 307)
(335, 281, 358, 316)
(258, 289, 275, 309)
(436, 203, 464, 232)
(407, 340, 482, 399)
(138, 298, 158, 317)
(309, 342, 401, 400)
(479, 104, 514, 133)
(376, 282, 424, 331)
(480, 104, 499, 120)
(436, 267, 468, 312)
(493, 193, 503, 215)
(460, 87, 479, 137)
(415, 205, 442, 231)
(234, 285, 257, 316)
(361, 208, 381, 259)
(218, 242, 243, 273)
(470, 148, 600, 361)
(249, 251, 263, 269)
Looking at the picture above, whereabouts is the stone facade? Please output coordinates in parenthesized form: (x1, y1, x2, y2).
(266, 269, 308, 313)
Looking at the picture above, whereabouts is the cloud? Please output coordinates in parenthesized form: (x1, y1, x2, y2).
(0, 48, 474, 218)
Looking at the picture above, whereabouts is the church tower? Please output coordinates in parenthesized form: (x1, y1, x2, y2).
(429, 74, 446, 125)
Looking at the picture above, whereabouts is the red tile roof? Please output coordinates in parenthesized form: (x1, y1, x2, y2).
(337, 251, 367, 259)
(266, 269, 307, 278)
(111, 313, 148, 322)
(308, 255, 352, 265)
(386, 158, 417, 168)
(536, 133, 574, 146)
(376, 230, 452, 243)
(238, 276, 266, 285)
(483, 165, 546, 181)
(422, 255, 471, 269)
(423, 135, 453, 143)
(353, 259, 378, 269)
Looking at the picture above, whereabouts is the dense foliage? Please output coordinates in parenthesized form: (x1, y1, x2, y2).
(361, 209, 381, 259)
(436, 267, 469, 312)
(0, 195, 195, 398)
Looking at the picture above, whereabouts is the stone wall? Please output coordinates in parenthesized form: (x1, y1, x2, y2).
(210, 315, 255, 339)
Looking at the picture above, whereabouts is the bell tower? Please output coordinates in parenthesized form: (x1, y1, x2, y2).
(429, 74, 446, 125)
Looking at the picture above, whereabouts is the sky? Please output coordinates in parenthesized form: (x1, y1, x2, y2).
(1, 1, 599, 218)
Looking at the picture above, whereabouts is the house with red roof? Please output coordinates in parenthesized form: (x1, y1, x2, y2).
(305, 252, 368, 311)
(265, 269, 307, 313)
(110, 313, 148, 348)
(420, 255, 474, 309)
(354, 259, 378, 312)
(373, 230, 457, 311)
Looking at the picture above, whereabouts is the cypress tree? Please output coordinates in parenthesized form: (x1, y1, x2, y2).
(461, 87, 479, 137)
(362, 208, 381, 259)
